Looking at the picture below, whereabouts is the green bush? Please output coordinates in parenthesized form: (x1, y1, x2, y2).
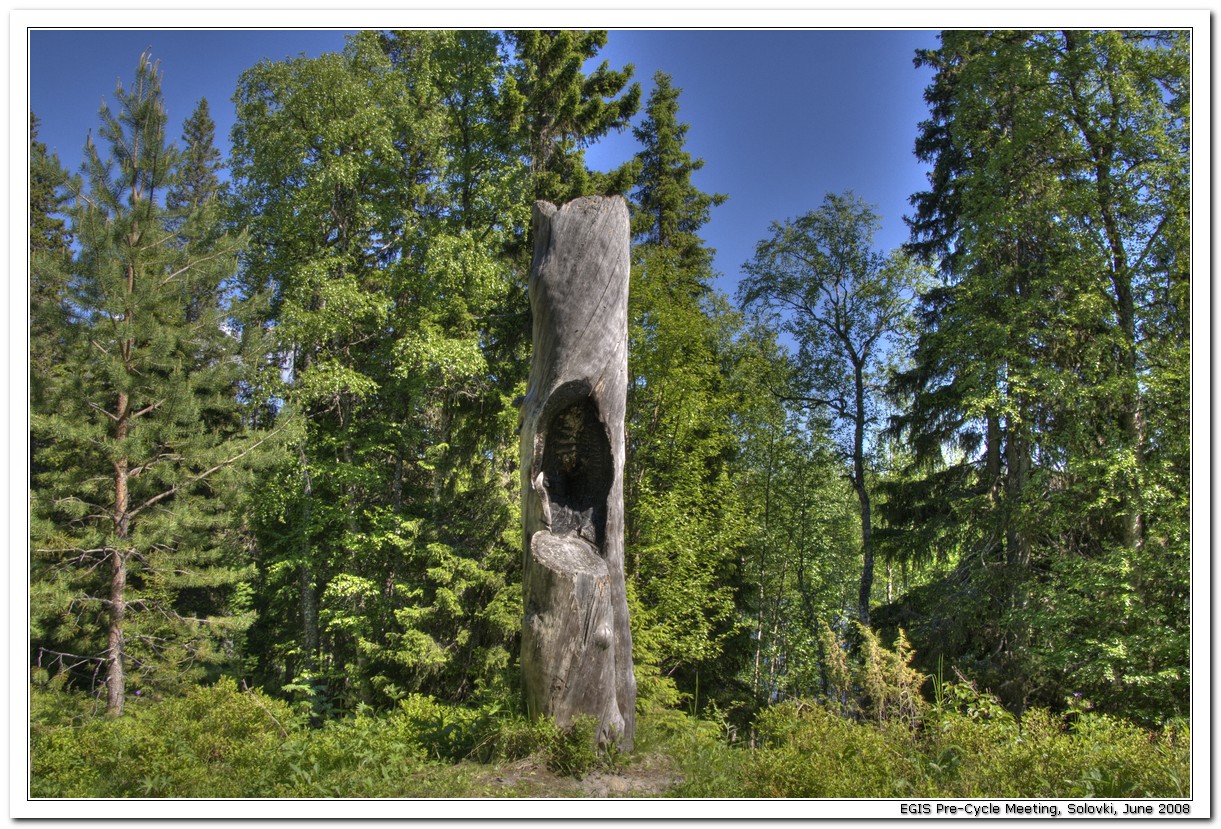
(642, 707, 749, 797)
(744, 701, 933, 797)
(272, 713, 437, 797)
(920, 683, 1190, 798)
(30, 678, 298, 797)
(543, 714, 601, 777)
(28, 678, 1189, 799)
(721, 683, 1190, 800)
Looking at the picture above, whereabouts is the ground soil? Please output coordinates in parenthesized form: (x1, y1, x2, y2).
(475, 751, 683, 798)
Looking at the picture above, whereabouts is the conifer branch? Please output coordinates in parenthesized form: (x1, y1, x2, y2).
(86, 401, 120, 422)
(128, 428, 282, 519)
(158, 248, 235, 288)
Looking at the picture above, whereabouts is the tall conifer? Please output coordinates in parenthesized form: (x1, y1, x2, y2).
(506, 30, 640, 203)
(30, 54, 266, 714)
(890, 30, 1189, 718)
(30, 113, 73, 433)
(631, 72, 726, 272)
(168, 98, 222, 211)
(622, 72, 753, 708)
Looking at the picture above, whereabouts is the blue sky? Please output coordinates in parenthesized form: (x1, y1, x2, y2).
(28, 28, 938, 299)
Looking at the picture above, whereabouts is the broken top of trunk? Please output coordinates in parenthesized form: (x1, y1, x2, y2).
(520, 196, 635, 749)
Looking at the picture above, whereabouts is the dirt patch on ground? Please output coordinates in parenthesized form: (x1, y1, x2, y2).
(578, 751, 682, 798)
(475, 752, 683, 798)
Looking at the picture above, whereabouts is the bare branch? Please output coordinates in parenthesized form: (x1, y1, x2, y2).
(131, 400, 165, 419)
(85, 401, 120, 422)
(157, 248, 236, 288)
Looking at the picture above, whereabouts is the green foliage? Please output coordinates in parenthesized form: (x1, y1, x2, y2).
(30, 682, 628, 797)
(542, 715, 602, 777)
(889, 29, 1190, 722)
(29, 676, 1188, 799)
(31, 678, 298, 797)
(741, 688, 1188, 799)
(641, 707, 748, 797)
(748, 702, 934, 797)
(506, 29, 641, 203)
(29, 52, 272, 711)
(231, 31, 527, 709)
(921, 682, 1189, 798)
(739, 411, 861, 707)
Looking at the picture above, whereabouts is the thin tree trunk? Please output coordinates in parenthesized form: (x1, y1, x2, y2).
(854, 365, 874, 626)
(752, 415, 778, 702)
(298, 447, 318, 669)
(856, 480, 874, 626)
(985, 409, 1002, 497)
(1004, 421, 1032, 569)
(106, 391, 131, 716)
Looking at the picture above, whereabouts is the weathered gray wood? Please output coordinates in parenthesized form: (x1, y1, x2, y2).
(520, 196, 635, 749)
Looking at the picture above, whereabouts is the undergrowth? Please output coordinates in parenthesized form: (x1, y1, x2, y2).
(28, 636, 1190, 799)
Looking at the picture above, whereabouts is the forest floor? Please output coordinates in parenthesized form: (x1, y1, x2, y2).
(474, 750, 683, 797)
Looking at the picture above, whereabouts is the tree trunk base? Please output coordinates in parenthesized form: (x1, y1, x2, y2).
(522, 530, 625, 745)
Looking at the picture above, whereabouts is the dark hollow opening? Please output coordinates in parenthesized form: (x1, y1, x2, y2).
(541, 396, 612, 550)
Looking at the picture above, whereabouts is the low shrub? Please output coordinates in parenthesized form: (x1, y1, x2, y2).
(743, 701, 934, 797)
(30, 678, 297, 797)
(921, 682, 1190, 798)
(738, 683, 1191, 799)
(640, 707, 749, 797)
(28, 678, 1190, 799)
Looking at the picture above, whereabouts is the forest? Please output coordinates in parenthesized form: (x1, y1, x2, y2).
(28, 29, 1192, 800)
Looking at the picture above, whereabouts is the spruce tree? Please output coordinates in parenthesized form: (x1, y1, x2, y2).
(506, 30, 641, 203)
(631, 72, 727, 272)
(30, 113, 71, 254)
(30, 113, 73, 436)
(621, 72, 754, 709)
(891, 30, 1189, 719)
(168, 98, 222, 211)
(29, 53, 266, 714)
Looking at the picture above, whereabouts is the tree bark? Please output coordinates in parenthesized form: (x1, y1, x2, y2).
(853, 363, 874, 626)
(520, 196, 635, 749)
(106, 391, 131, 717)
(298, 451, 318, 670)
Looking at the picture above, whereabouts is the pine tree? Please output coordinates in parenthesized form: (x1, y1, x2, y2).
(30, 53, 267, 714)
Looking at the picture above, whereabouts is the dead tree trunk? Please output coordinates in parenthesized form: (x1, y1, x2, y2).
(520, 196, 635, 749)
